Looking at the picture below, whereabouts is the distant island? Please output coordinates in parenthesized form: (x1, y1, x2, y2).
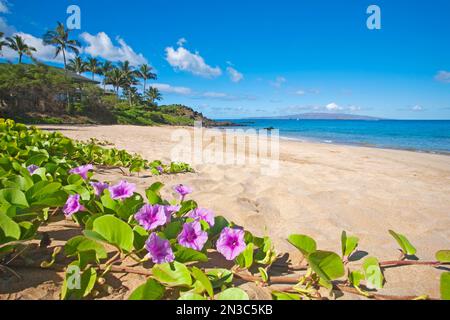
(247, 113, 384, 121)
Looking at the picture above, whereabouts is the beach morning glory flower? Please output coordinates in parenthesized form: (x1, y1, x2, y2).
(69, 164, 94, 180)
(177, 222, 208, 251)
(156, 166, 164, 174)
(90, 182, 109, 197)
(109, 180, 136, 200)
(145, 233, 175, 264)
(63, 194, 85, 217)
(189, 208, 215, 227)
(162, 205, 181, 223)
(216, 227, 247, 261)
(135, 204, 168, 231)
(27, 165, 39, 175)
(174, 184, 192, 201)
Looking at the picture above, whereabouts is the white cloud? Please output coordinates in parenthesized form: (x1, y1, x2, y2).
(165, 45, 222, 78)
(270, 76, 286, 88)
(203, 91, 227, 98)
(412, 105, 423, 111)
(177, 37, 187, 47)
(295, 88, 320, 96)
(0, 16, 15, 35)
(1, 32, 75, 63)
(0, 0, 9, 14)
(226, 66, 243, 83)
(325, 102, 344, 111)
(435, 70, 450, 83)
(80, 32, 148, 66)
(348, 105, 361, 112)
(152, 83, 192, 95)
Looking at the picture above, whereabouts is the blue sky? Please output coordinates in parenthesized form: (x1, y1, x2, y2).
(1, 0, 450, 119)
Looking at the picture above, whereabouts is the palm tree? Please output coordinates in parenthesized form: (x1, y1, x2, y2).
(86, 57, 101, 81)
(0, 32, 7, 56)
(101, 61, 114, 90)
(105, 68, 123, 96)
(43, 22, 80, 70)
(67, 56, 86, 75)
(138, 64, 157, 93)
(145, 87, 162, 106)
(6, 35, 37, 63)
(118, 61, 138, 106)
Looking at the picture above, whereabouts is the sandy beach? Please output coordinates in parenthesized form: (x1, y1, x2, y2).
(32, 124, 450, 298)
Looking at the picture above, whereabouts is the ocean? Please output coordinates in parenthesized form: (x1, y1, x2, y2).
(220, 119, 450, 154)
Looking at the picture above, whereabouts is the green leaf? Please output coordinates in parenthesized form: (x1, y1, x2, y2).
(179, 293, 207, 300)
(441, 272, 450, 300)
(18, 221, 38, 240)
(92, 215, 134, 252)
(0, 212, 21, 241)
(288, 234, 317, 256)
(348, 270, 365, 287)
(145, 189, 162, 205)
(191, 266, 214, 298)
(133, 226, 149, 251)
(208, 216, 230, 237)
(177, 200, 198, 217)
(29, 182, 62, 199)
(207, 269, 234, 289)
(128, 278, 165, 300)
(61, 264, 97, 300)
(259, 267, 269, 283)
(308, 251, 345, 283)
(65, 236, 107, 263)
(163, 221, 183, 240)
(388, 230, 416, 256)
(174, 245, 208, 263)
(0, 188, 29, 208)
(436, 250, 450, 263)
(68, 174, 84, 186)
(363, 257, 384, 289)
(25, 154, 48, 166)
(237, 243, 254, 269)
(216, 288, 249, 300)
(152, 261, 192, 287)
(63, 185, 90, 201)
(272, 291, 301, 300)
(341, 231, 359, 257)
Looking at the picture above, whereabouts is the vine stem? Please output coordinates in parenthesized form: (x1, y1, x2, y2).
(282, 260, 448, 271)
(232, 271, 438, 300)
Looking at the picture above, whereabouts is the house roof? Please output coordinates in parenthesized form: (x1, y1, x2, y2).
(66, 70, 100, 84)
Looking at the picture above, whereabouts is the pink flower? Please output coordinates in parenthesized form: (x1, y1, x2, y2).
(27, 165, 39, 175)
(174, 184, 192, 201)
(189, 208, 215, 227)
(90, 182, 109, 197)
(145, 233, 175, 264)
(135, 204, 168, 231)
(109, 180, 136, 200)
(216, 227, 246, 261)
(63, 194, 85, 217)
(162, 205, 181, 223)
(69, 164, 94, 180)
(177, 222, 208, 251)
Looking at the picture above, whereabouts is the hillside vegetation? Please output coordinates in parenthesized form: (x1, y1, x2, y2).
(0, 63, 229, 127)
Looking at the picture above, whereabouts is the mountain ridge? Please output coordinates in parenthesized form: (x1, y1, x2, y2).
(244, 113, 384, 120)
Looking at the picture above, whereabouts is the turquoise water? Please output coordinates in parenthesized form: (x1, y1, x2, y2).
(220, 119, 450, 154)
